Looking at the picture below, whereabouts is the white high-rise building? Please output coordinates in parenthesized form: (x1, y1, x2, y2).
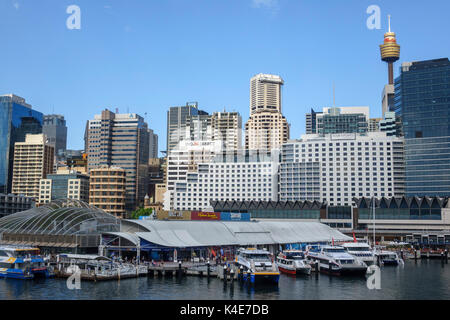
(164, 140, 222, 210)
(279, 132, 405, 206)
(171, 150, 279, 211)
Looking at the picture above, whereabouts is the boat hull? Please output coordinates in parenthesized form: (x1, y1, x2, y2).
(0, 269, 34, 280)
(381, 260, 399, 266)
(240, 272, 280, 285)
(31, 268, 54, 278)
(278, 265, 311, 276)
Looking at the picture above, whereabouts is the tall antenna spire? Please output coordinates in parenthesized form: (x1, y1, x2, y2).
(388, 14, 391, 32)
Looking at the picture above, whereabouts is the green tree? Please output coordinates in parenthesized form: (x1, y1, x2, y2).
(130, 207, 153, 219)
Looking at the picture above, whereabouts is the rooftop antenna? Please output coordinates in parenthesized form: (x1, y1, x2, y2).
(388, 14, 391, 33)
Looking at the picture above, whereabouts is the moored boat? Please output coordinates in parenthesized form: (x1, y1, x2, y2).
(276, 250, 311, 275)
(306, 245, 368, 276)
(374, 250, 403, 266)
(342, 242, 376, 266)
(0, 245, 53, 279)
(235, 248, 280, 285)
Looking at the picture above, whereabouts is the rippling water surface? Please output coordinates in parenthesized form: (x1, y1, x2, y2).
(0, 260, 449, 300)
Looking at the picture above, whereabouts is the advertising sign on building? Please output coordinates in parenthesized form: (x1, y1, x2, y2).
(191, 211, 221, 220)
(220, 212, 251, 221)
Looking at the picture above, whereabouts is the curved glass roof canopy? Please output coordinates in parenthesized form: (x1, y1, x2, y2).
(0, 199, 120, 236)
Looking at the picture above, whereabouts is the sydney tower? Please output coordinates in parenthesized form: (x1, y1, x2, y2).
(380, 15, 400, 85)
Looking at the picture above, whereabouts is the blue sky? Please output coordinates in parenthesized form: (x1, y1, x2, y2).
(1, 0, 449, 153)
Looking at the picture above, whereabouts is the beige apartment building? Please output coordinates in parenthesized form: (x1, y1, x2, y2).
(89, 166, 126, 218)
(245, 74, 289, 150)
(11, 134, 54, 199)
(211, 111, 242, 151)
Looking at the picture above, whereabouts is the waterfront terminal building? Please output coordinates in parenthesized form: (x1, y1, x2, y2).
(0, 198, 448, 259)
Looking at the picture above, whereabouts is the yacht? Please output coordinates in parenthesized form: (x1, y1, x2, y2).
(306, 245, 368, 276)
(235, 248, 280, 284)
(342, 242, 376, 266)
(276, 250, 311, 275)
(0, 245, 53, 279)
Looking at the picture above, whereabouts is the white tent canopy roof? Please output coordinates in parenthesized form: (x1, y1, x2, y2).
(122, 220, 352, 248)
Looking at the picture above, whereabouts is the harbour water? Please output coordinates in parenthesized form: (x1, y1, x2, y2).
(0, 260, 449, 300)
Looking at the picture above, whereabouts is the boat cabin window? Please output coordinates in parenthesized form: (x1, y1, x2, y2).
(346, 247, 370, 252)
(14, 250, 40, 258)
(323, 248, 346, 253)
(0, 250, 10, 257)
(245, 253, 270, 261)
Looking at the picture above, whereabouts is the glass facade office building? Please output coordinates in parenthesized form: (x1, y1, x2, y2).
(316, 108, 368, 135)
(394, 58, 450, 196)
(0, 94, 43, 194)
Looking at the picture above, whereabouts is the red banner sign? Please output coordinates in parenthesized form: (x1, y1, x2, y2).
(191, 211, 221, 220)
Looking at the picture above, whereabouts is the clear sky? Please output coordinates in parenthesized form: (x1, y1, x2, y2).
(1, 0, 449, 153)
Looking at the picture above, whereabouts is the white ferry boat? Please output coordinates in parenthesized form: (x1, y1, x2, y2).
(56, 253, 148, 280)
(306, 245, 368, 276)
(374, 250, 403, 266)
(235, 248, 280, 284)
(342, 242, 376, 266)
(276, 250, 311, 275)
(0, 245, 53, 279)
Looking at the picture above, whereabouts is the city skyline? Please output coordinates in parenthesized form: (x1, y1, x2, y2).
(1, 1, 449, 152)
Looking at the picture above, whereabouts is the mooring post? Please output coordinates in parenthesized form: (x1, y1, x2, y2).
(223, 265, 227, 282)
(230, 268, 234, 283)
(414, 249, 417, 261)
(207, 260, 210, 278)
(445, 249, 448, 263)
(239, 266, 243, 281)
(328, 261, 332, 274)
(316, 261, 320, 273)
(400, 249, 404, 260)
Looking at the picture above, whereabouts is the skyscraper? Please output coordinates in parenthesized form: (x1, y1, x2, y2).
(85, 109, 149, 212)
(166, 102, 208, 152)
(148, 129, 159, 159)
(245, 74, 289, 150)
(305, 109, 322, 134)
(316, 107, 369, 135)
(0, 94, 43, 194)
(185, 114, 212, 141)
(11, 134, 54, 199)
(43, 114, 67, 160)
(211, 111, 242, 151)
(250, 74, 283, 113)
(394, 58, 450, 197)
